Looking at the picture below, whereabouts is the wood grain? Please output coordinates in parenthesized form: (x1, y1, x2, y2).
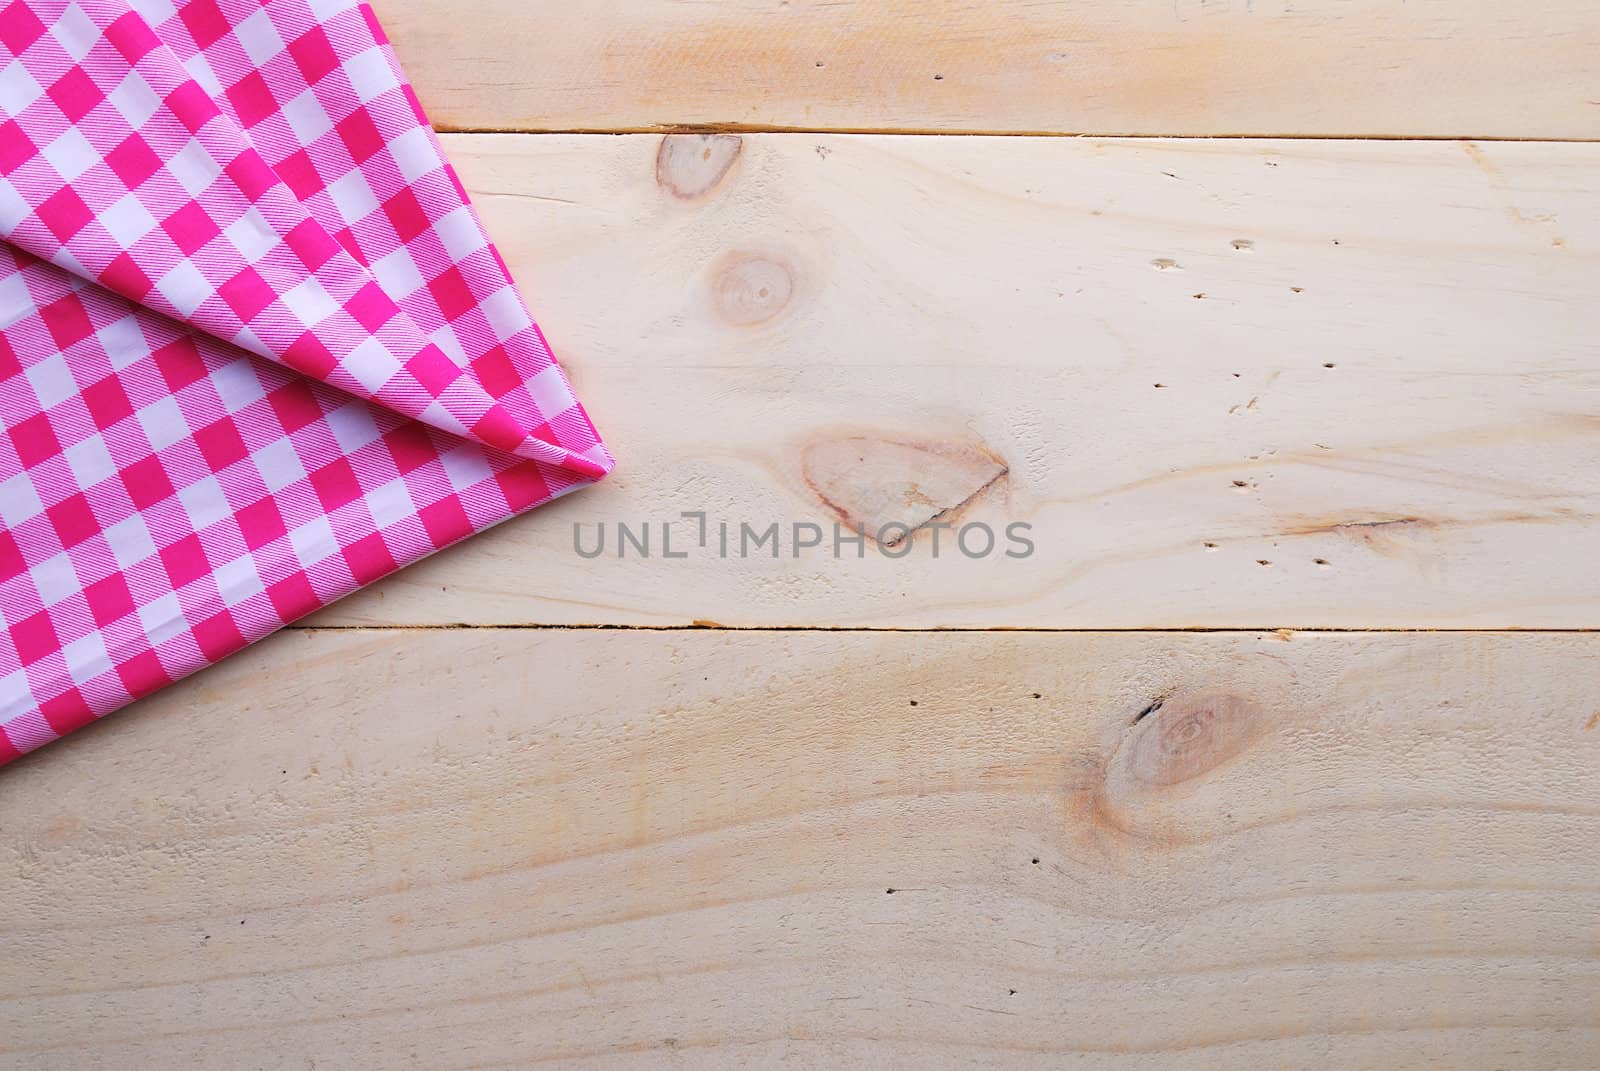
(3, 628, 1598, 1068)
(311, 133, 1600, 628)
(368, 0, 1600, 139)
(6, 7, 1593, 1065)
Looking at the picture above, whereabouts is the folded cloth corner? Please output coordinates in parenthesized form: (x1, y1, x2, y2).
(0, 0, 613, 763)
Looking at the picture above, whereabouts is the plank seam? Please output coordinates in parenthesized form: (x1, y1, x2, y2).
(289, 624, 1600, 634)
(435, 125, 1600, 144)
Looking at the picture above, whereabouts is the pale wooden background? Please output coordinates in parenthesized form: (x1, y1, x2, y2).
(4, 2, 1599, 1068)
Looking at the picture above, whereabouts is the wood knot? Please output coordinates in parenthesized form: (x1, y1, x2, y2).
(713, 254, 793, 325)
(800, 435, 1007, 543)
(656, 133, 743, 199)
(1122, 692, 1264, 788)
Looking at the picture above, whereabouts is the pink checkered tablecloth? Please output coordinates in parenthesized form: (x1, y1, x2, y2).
(0, 0, 612, 764)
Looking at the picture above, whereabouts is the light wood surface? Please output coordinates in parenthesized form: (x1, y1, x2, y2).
(307, 133, 1600, 628)
(369, 0, 1600, 138)
(8, 6, 1600, 1067)
(3, 628, 1598, 1069)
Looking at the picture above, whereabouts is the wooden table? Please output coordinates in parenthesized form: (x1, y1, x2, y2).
(4, 2, 1599, 1066)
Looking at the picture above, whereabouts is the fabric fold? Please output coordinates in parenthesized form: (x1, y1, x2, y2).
(0, 0, 612, 764)
(0, 0, 603, 477)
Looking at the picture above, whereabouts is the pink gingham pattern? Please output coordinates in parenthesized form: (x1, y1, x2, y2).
(0, 0, 612, 763)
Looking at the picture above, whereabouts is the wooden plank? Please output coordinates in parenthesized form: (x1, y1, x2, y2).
(370, 0, 1600, 139)
(3, 628, 1598, 1068)
(312, 134, 1600, 628)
